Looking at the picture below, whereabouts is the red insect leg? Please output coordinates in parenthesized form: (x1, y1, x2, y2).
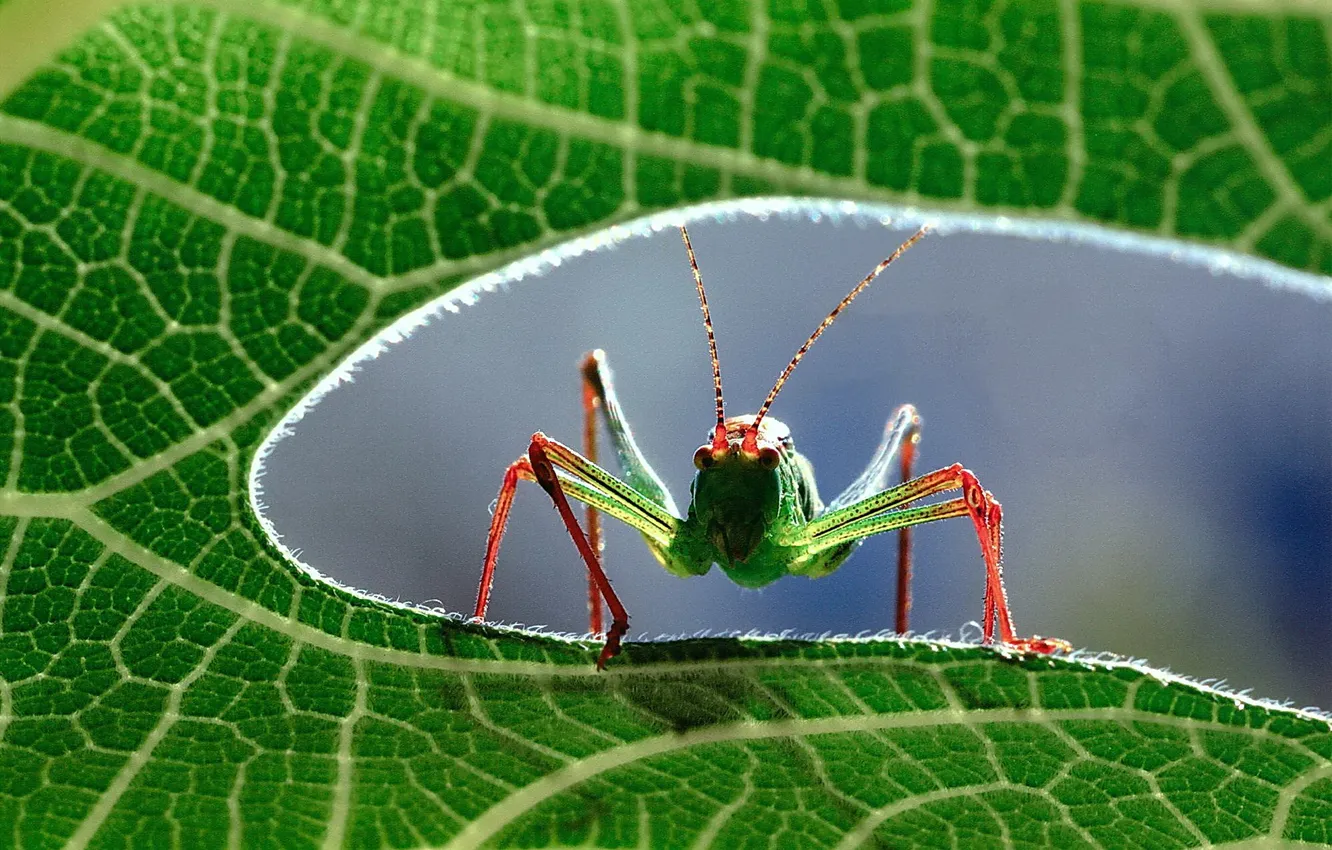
(896, 420, 920, 635)
(473, 456, 533, 623)
(959, 471, 1068, 654)
(528, 434, 629, 669)
(581, 369, 605, 637)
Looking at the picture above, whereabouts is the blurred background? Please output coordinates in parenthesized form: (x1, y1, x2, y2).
(255, 207, 1332, 711)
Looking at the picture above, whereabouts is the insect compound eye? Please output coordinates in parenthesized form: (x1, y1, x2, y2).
(757, 447, 781, 470)
(693, 446, 715, 470)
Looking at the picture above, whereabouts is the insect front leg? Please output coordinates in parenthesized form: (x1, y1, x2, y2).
(473, 455, 533, 625)
(804, 466, 1069, 654)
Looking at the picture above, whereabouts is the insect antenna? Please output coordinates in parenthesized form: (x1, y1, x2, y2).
(680, 225, 729, 451)
(746, 225, 931, 450)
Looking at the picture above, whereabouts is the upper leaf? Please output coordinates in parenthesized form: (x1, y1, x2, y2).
(0, 0, 1328, 847)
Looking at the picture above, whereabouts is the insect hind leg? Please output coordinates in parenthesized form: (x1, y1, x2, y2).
(958, 472, 1070, 655)
(472, 431, 678, 669)
(580, 349, 681, 636)
(803, 464, 1068, 655)
(581, 359, 604, 636)
(826, 404, 922, 633)
(528, 434, 629, 669)
(580, 350, 677, 514)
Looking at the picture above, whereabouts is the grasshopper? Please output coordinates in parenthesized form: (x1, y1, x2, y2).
(473, 224, 1067, 667)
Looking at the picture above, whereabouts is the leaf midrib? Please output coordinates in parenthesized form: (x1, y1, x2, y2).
(4, 506, 1331, 848)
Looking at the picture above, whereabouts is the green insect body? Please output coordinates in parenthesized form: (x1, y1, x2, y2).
(473, 224, 1067, 668)
(668, 416, 841, 588)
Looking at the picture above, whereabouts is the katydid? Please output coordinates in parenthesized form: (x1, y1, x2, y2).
(473, 224, 1068, 668)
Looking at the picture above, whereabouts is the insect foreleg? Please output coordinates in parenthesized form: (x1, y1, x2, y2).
(474, 455, 532, 626)
(809, 463, 966, 537)
(532, 437, 677, 537)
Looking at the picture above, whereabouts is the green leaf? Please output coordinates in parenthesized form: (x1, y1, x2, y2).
(0, 0, 1328, 848)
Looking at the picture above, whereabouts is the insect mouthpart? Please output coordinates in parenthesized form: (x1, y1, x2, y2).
(708, 516, 765, 564)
